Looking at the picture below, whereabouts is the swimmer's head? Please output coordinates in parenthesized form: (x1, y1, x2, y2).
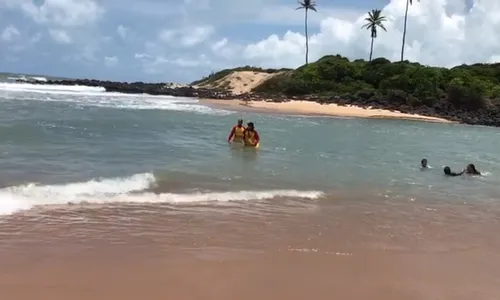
(237, 119, 243, 126)
(247, 122, 254, 129)
(443, 166, 451, 175)
(421, 159, 428, 168)
(466, 163, 479, 174)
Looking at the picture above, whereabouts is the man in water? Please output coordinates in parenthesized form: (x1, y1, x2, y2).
(420, 159, 428, 169)
(227, 119, 246, 143)
(243, 122, 260, 147)
(443, 166, 465, 177)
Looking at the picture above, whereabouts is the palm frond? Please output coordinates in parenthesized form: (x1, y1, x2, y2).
(361, 8, 387, 34)
(361, 23, 372, 29)
(297, 0, 317, 10)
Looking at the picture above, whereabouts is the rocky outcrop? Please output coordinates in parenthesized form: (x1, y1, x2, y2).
(18, 78, 234, 99)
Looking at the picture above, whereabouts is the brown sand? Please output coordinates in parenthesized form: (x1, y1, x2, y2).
(201, 99, 453, 123)
(1, 197, 499, 300)
(197, 71, 284, 95)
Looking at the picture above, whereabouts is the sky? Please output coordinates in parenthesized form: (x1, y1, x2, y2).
(0, 0, 497, 84)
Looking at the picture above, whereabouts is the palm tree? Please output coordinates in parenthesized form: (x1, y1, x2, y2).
(361, 9, 387, 61)
(296, 0, 317, 65)
(401, 0, 420, 62)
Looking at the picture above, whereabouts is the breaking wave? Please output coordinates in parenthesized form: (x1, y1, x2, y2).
(0, 173, 324, 215)
(0, 82, 230, 115)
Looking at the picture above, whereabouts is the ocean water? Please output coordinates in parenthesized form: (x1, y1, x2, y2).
(0, 78, 499, 216)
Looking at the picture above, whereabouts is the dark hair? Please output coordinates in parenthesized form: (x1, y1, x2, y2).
(443, 166, 451, 175)
(467, 163, 480, 175)
(247, 122, 254, 127)
(421, 158, 427, 164)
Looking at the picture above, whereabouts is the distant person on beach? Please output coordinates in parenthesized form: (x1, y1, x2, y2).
(465, 163, 481, 176)
(420, 159, 428, 169)
(443, 166, 465, 177)
(243, 122, 260, 147)
(228, 119, 246, 143)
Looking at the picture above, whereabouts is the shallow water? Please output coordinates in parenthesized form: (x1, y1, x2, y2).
(0, 80, 498, 215)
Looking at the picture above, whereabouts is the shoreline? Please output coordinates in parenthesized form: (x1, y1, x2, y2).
(7, 77, 492, 126)
(200, 99, 454, 123)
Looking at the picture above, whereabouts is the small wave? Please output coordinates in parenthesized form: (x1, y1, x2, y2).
(0, 173, 324, 215)
(6, 76, 49, 82)
(30, 76, 48, 82)
(0, 82, 231, 115)
(0, 82, 106, 93)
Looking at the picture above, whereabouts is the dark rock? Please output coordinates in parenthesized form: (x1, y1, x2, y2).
(18, 78, 234, 99)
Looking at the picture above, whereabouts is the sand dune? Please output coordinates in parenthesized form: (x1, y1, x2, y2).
(197, 71, 283, 95)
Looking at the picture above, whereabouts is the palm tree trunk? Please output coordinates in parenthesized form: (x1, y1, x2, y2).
(305, 8, 309, 65)
(401, 0, 410, 62)
(369, 36, 374, 61)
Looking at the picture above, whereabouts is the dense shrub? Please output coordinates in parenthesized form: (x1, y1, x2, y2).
(249, 55, 500, 110)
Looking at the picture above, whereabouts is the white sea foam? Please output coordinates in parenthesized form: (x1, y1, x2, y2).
(0, 82, 231, 115)
(30, 77, 48, 82)
(0, 82, 106, 93)
(6, 75, 48, 82)
(0, 173, 324, 215)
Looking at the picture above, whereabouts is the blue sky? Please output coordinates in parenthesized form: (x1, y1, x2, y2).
(0, 0, 494, 83)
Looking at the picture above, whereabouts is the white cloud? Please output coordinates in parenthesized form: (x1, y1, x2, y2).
(0, 25, 20, 42)
(117, 25, 128, 39)
(62, 44, 99, 64)
(222, 0, 500, 69)
(158, 25, 214, 47)
(134, 53, 152, 60)
(135, 53, 211, 74)
(180, 26, 214, 47)
(0, 26, 40, 53)
(0, 0, 105, 28)
(256, 5, 362, 26)
(49, 29, 71, 44)
(211, 38, 228, 51)
(104, 56, 118, 67)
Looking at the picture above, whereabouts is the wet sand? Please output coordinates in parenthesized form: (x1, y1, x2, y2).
(201, 99, 453, 123)
(1, 196, 499, 300)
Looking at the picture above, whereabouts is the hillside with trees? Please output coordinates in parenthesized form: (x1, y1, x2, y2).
(251, 55, 500, 125)
(190, 0, 500, 126)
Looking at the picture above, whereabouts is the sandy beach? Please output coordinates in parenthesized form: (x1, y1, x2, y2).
(1, 197, 499, 300)
(201, 99, 453, 123)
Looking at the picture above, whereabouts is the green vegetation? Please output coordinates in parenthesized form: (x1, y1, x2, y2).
(190, 66, 292, 86)
(253, 55, 500, 111)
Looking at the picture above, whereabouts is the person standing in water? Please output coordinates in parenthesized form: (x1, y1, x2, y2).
(228, 119, 246, 143)
(243, 122, 260, 147)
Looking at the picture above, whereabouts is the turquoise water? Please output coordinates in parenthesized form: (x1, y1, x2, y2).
(0, 81, 498, 215)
